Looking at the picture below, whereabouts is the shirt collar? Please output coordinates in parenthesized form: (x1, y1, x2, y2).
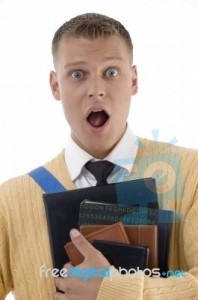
(64, 125, 138, 181)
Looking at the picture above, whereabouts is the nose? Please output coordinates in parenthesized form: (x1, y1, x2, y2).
(88, 77, 105, 99)
(89, 91, 104, 98)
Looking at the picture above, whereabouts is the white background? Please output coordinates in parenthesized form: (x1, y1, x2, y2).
(0, 0, 198, 299)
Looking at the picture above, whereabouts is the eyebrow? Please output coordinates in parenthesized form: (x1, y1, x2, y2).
(64, 61, 87, 69)
(64, 56, 124, 69)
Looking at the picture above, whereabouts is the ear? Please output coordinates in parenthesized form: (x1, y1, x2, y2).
(131, 65, 138, 96)
(49, 71, 61, 100)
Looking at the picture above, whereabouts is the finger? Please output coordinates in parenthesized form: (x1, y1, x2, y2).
(70, 229, 96, 259)
(54, 277, 71, 295)
(63, 262, 73, 269)
(54, 291, 66, 300)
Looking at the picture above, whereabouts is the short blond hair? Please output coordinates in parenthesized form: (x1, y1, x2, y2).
(52, 13, 133, 62)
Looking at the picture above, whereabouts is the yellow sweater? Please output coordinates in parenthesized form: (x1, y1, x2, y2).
(0, 138, 198, 300)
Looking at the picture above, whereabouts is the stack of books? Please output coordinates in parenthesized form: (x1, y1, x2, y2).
(43, 177, 173, 276)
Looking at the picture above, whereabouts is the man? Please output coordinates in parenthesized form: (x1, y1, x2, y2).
(0, 13, 198, 300)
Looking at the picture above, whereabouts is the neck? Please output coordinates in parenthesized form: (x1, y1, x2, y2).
(86, 147, 114, 160)
(71, 125, 127, 159)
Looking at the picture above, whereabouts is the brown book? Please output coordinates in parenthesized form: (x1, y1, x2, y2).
(80, 224, 158, 269)
(65, 222, 130, 266)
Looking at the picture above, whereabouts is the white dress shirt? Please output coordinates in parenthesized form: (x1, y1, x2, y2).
(64, 125, 138, 188)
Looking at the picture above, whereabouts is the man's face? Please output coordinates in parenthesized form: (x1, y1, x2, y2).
(50, 35, 138, 158)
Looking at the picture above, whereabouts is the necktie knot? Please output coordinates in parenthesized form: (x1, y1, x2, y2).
(85, 160, 115, 186)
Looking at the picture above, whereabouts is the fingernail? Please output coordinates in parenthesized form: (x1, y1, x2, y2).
(70, 229, 80, 238)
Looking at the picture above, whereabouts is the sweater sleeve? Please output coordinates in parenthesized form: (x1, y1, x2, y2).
(0, 211, 12, 299)
(97, 197, 198, 299)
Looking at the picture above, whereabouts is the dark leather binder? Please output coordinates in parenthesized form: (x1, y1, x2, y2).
(65, 222, 130, 266)
(92, 240, 149, 271)
(79, 200, 173, 273)
(80, 224, 158, 269)
(43, 177, 158, 271)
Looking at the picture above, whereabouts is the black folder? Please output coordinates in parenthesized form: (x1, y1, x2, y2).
(43, 177, 158, 272)
(92, 240, 149, 271)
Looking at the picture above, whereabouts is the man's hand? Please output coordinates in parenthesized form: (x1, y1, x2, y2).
(54, 229, 110, 300)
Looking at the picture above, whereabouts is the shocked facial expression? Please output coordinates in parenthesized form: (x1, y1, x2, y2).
(50, 35, 138, 158)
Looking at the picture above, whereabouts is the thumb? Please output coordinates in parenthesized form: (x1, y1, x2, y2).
(70, 229, 96, 260)
(63, 262, 73, 269)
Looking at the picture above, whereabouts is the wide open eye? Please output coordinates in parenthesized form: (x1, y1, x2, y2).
(105, 68, 118, 78)
(71, 71, 83, 79)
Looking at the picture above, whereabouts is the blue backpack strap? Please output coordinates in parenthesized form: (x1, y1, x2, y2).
(28, 166, 67, 193)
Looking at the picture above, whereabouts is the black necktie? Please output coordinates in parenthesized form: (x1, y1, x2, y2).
(85, 160, 115, 186)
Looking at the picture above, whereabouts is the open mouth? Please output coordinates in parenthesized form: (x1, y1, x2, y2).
(87, 110, 109, 128)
